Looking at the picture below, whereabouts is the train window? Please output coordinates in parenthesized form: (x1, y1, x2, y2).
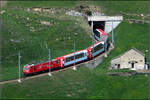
(54, 60, 58, 64)
(24, 67, 29, 70)
(65, 56, 74, 62)
(75, 53, 84, 59)
(94, 29, 100, 37)
(65, 53, 85, 62)
(93, 43, 103, 53)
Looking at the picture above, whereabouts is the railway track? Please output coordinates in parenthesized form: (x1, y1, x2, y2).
(0, 43, 114, 85)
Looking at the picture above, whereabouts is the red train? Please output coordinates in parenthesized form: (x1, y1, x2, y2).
(23, 29, 109, 76)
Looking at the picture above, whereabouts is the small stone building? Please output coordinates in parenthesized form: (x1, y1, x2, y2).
(110, 48, 146, 70)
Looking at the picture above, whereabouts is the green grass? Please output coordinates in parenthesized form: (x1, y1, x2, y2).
(94, 1, 150, 15)
(1, 67, 149, 99)
(6, 1, 77, 8)
(1, 1, 150, 99)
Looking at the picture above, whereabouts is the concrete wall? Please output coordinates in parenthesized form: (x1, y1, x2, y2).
(104, 21, 122, 33)
(88, 16, 123, 33)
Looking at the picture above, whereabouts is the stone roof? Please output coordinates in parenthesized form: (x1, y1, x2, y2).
(111, 48, 145, 61)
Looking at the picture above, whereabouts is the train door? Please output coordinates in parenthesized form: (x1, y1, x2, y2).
(53, 59, 59, 68)
(30, 66, 34, 73)
(61, 59, 64, 68)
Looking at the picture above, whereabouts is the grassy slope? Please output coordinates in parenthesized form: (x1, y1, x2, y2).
(1, 1, 91, 80)
(1, 1, 150, 99)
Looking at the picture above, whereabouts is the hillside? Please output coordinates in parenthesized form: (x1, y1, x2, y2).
(1, 1, 150, 99)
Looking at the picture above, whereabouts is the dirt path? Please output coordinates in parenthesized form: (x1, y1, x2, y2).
(0, 42, 114, 85)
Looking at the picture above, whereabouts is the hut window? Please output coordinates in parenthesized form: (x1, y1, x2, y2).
(140, 60, 143, 62)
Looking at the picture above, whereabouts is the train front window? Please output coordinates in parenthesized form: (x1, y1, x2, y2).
(93, 43, 103, 53)
(24, 67, 29, 70)
(94, 29, 100, 37)
(53, 60, 58, 64)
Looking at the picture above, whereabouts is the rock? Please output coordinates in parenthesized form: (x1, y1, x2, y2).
(33, 7, 42, 12)
(10, 39, 14, 42)
(128, 20, 133, 24)
(74, 33, 78, 35)
(25, 24, 30, 27)
(140, 13, 144, 17)
(68, 37, 71, 40)
(40, 20, 51, 25)
(92, 12, 102, 16)
(27, 8, 30, 12)
(30, 27, 34, 29)
(66, 10, 83, 16)
(10, 39, 21, 43)
(27, 17, 29, 20)
(67, 94, 72, 97)
(0, 10, 5, 14)
(145, 49, 148, 52)
(56, 38, 59, 41)
(30, 29, 36, 32)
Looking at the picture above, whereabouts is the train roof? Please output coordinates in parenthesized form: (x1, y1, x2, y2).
(96, 29, 108, 36)
(87, 41, 104, 49)
(59, 49, 87, 58)
(24, 58, 59, 67)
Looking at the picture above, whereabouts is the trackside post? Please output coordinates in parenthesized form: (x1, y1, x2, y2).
(91, 21, 95, 65)
(18, 51, 21, 83)
(73, 40, 77, 70)
(48, 49, 52, 76)
(112, 21, 114, 46)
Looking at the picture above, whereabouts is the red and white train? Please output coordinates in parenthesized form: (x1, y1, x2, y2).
(23, 29, 109, 76)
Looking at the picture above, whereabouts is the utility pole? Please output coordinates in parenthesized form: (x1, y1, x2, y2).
(112, 21, 115, 46)
(73, 40, 77, 70)
(91, 21, 95, 65)
(104, 37, 108, 58)
(18, 51, 21, 83)
(48, 49, 52, 76)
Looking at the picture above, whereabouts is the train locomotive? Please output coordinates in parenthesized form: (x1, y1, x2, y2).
(23, 28, 109, 76)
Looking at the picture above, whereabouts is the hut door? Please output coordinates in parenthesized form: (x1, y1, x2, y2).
(131, 63, 134, 68)
(117, 64, 120, 69)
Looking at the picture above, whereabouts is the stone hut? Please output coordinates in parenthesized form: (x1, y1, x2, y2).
(110, 48, 146, 70)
